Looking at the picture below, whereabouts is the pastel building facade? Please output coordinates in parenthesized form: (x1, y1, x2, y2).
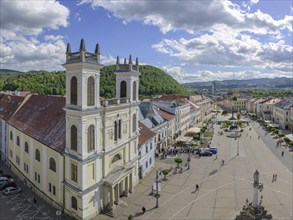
(0, 94, 25, 164)
(138, 122, 156, 179)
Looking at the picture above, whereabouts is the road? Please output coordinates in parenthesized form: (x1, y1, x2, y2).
(98, 113, 293, 220)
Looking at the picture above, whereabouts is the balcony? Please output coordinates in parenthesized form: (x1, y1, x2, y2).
(101, 98, 129, 107)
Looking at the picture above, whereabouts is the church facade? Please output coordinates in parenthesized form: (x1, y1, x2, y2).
(63, 40, 140, 218)
(6, 39, 140, 219)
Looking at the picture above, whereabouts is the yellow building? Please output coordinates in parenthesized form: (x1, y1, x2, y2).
(7, 39, 140, 219)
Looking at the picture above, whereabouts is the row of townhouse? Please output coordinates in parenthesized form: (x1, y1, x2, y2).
(219, 96, 293, 130)
(247, 98, 293, 130)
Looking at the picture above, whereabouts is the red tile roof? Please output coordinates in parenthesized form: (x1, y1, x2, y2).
(156, 95, 188, 101)
(0, 94, 25, 121)
(138, 122, 156, 145)
(157, 108, 175, 121)
(8, 95, 66, 153)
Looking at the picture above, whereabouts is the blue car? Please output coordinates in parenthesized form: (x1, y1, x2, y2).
(208, 148, 218, 154)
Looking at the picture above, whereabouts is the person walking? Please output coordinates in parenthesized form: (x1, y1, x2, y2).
(281, 151, 284, 157)
(195, 184, 199, 191)
(142, 206, 146, 214)
(275, 174, 277, 181)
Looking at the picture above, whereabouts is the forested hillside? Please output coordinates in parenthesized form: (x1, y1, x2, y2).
(0, 65, 189, 98)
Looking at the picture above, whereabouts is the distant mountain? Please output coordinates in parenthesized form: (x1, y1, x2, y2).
(183, 77, 293, 90)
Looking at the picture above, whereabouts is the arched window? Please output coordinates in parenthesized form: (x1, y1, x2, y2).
(87, 77, 95, 106)
(17, 136, 20, 146)
(25, 142, 29, 153)
(132, 114, 136, 132)
(133, 81, 137, 101)
(87, 125, 95, 152)
(71, 125, 77, 151)
(71, 196, 77, 210)
(70, 77, 77, 105)
(35, 149, 40, 162)
(10, 131, 13, 140)
(49, 158, 56, 172)
(112, 154, 121, 163)
(120, 81, 127, 98)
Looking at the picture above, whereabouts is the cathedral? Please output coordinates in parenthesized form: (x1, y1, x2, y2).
(5, 39, 140, 219)
(63, 39, 140, 218)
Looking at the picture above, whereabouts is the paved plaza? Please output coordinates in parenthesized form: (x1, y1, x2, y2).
(97, 114, 293, 220)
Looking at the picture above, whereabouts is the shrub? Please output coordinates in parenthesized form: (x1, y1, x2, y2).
(174, 157, 183, 168)
(284, 137, 290, 143)
(162, 169, 170, 180)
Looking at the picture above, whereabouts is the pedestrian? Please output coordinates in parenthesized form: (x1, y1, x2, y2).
(272, 174, 275, 182)
(258, 135, 260, 139)
(275, 174, 277, 181)
(195, 184, 199, 191)
(142, 206, 146, 214)
(281, 151, 284, 157)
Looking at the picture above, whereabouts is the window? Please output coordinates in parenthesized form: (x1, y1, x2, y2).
(112, 154, 121, 163)
(87, 125, 95, 152)
(150, 158, 152, 165)
(53, 186, 56, 195)
(114, 121, 118, 141)
(70, 77, 77, 105)
(49, 183, 52, 192)
(114, 120, 122, 141)
(38, 174, 40, 183)
(87, 77, 95, 106)
(71, 163, 77, 183)
(49, 158, 56, 172)
(35, 149, 40, 162)
(71, 196, 77, 210)
(16, 136, 20, 146)
(118, 119, 122, 139)
(120, 81, 127, 98)
(150, 143, 153, 150)
(71, 125, 77, 151)
(24, 142, 29, 153)
(10, 131, 13, 140)
(132, 114, 136, 133)
(146, 161, 148, 168)
(146, 146, 148, 153)
(133, 81, 137, 101)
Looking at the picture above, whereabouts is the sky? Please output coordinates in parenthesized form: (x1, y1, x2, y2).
(0, 0, 292, 83)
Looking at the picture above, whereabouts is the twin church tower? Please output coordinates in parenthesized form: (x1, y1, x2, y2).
(63, 39, 140, 219)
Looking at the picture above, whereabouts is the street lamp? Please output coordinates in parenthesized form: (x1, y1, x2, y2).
(187, 154, 191, 170)
(155, 170, 160, 208)
(237, 134, 239, 156)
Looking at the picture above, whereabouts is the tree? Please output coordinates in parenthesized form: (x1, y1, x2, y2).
(174, 157, 183, 168)
(162, 169, 170, 180)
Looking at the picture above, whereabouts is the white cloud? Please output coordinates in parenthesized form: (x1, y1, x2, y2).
(162, 66, 292, 83)
(1, 0, 69, 35)
(0, 1, 70, 71)
(81, 0, 292, 35)
(0, 35, 66, 72)
(153, 29, 293, 73)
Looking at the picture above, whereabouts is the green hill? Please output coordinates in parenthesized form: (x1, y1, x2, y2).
(0, 65, 189, 97)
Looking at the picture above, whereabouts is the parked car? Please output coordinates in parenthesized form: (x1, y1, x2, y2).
(208, 148, 218, 154)
(0, 177, 9, 185)
(2, 186, 21, 195)
(200, 150, 213, 156)
(0, 174, 12, 179)
(0, 180, 16, 190)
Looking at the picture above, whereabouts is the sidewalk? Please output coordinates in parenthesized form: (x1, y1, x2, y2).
(0, 160, 72, 220)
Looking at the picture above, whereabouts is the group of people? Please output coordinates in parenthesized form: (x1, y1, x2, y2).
(272, 174, 278, 182)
